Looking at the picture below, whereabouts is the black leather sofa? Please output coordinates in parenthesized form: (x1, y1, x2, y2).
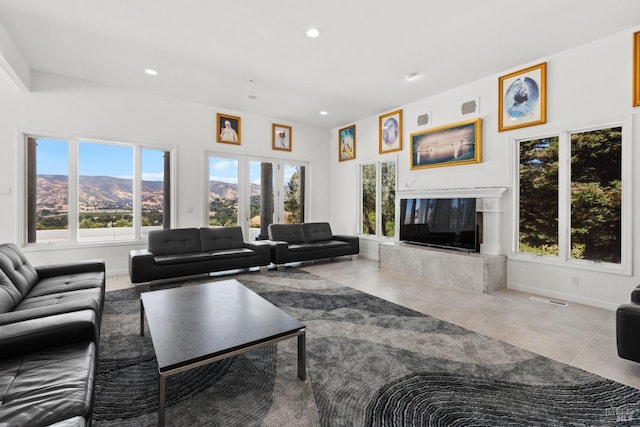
(129, 226, 271, 283)
(616, 284, 640, 363)
(268, 222, 359, 268)
(0, 243, 105, 427)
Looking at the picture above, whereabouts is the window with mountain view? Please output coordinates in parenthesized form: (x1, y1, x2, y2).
(25, 136, 172, 244)
(517, 125, 624, 266)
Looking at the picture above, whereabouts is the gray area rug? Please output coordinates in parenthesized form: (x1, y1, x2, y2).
(93, 269, 640, 426)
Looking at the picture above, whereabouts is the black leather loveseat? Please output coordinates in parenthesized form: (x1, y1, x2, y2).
(129, 226, 271, 283)
(268, 222, 359, 269)
(617, 284, 640, 363)
(0, 243, 105, 427)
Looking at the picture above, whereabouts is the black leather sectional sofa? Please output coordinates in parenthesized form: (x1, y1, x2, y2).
(268, 222, 359, 268)
(0, 243, 105, 427)
(617, 284, 640, 363)
(129, 226, 271, 283)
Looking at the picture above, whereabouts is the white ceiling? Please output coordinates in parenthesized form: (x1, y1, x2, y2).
(1, 0, 639, 129)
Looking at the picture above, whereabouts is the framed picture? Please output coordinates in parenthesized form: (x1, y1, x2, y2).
(634, 31, 640, 107)
(379, 109, 403, 154)
(272, 124, 292, 151)
(410, 118, 482, 170)
(498, 62, 546, 132)
(216, 113, 241, 145)
(338, 124, 356, 162)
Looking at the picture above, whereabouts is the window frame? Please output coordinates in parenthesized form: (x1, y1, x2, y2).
(19, 131, 176, 247)
(358, 156, 397, 239)
(203, 149, 310, 240)
(511, 118, 632, 275)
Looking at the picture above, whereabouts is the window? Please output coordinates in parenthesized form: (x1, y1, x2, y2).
(206, 153, 307, 240)
(516, 123, 628, 270)
(25, 135, 172, 245)
(360, 160, 396, 238)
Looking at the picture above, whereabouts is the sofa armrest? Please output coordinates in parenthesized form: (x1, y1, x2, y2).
(0, 310, 98, 358)
(630, 285, 640, 304)
(332, 235, 360, 253)
(617, 303, 640, 362)
(129, 249, 156, 283)
(260, 240, 289, 264)
(36, 259, 106, 279)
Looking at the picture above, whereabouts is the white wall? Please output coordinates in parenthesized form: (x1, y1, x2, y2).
(0, 72, 330, 274)
(329, 28, 640, 309)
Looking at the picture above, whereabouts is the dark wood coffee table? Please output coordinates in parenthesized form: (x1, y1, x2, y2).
(139, 279, 306, 426)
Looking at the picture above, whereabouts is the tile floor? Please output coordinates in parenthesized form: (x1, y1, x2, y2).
(107, 257, 640, 389)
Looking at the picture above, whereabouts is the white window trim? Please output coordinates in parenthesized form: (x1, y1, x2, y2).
(510, 118, 632, 276)
(18, 130, 176, 248)
(203, 149, 310, 237)
(358, 155, 397, 239)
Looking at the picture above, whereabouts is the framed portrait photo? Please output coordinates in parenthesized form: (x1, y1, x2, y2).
(338, 125, 356, 162)
(498, 62, 546, 132)
(272, 123, 292, 152)
(634, 31, 640, 107)
(410, 118, 482, 170)
(379, 109, 403, 154)
(216, 113, 241, 145)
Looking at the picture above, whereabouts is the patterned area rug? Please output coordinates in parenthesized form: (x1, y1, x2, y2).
(93, 269, 640, 426)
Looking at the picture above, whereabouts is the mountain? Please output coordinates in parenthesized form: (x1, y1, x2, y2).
(36, 175, 259, 212)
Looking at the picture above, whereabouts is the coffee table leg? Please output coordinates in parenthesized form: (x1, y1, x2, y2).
(140, 299, 145, 337)
(297, 331, 306, 380)
(158, 372, 166, 427)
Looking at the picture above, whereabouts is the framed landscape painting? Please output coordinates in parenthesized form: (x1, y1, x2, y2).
(498, 62, 546, 132)
(410, 118, 482, 170)
(216, 113, 241, 145)
(338, 124, 356, 162)
(379, 109, 403, 154)
(272, 123, 292, 151)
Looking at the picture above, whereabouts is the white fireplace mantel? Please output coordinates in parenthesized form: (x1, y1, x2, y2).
(396, 186, 509, 255)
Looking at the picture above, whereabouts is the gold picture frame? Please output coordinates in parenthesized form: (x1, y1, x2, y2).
(216, 113, 241, 145)
(338, 124, 356, 162)
(498, 62, 547, 132)
(410, 118, 482, 170)
(634, 31, 640, 107)
(272, 124, 292, 152)
(379, 109, 403, 154)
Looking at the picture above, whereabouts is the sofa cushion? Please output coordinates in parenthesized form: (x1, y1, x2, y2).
(208, 248, 256, 260)
(0, 243, 39, 298)
(268, 224, 306, 243)
(302, 222, 334, 242)
(288, 243, 325, 252)
(25, 272, 104, 298)
(200, 226, 244, 251)
(148, 228, 201, 256)
(317, 240, 350, 249)
(17, 288, 103, 314)
(0, 341, 96, 427)
(153, 252, 211, 266)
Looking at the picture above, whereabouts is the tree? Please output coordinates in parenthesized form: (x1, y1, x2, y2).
(284, 170, 301, 224)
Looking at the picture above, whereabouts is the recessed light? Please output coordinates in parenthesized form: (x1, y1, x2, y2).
(320, 111, 328, 116)
(145, 69, 158, 76)
(248, 95, 258, 100)
(306, 28, 321, 38)
(406, 72, 419, 82)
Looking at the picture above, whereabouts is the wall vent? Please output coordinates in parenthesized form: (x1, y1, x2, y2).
(417, 113, 430, 126)
(461, 99, 478, 115)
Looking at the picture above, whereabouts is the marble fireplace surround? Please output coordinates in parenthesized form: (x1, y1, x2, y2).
(380, 187, 509, 294)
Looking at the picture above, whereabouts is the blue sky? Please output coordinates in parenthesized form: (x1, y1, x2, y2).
(37, 138, 299, 184)
(210, 157, 298, 185)
(37, 138, 165, 181)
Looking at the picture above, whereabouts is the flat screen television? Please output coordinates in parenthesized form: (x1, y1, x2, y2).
(399, 197, 477, 251)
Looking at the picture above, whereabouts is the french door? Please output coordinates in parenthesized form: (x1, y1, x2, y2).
(207, 154, 307, 240)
